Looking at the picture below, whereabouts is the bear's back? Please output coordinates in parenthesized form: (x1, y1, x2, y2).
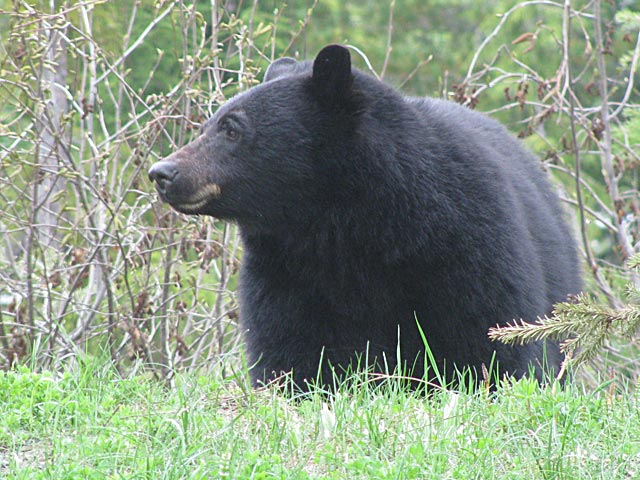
(407, 97, 582, 306)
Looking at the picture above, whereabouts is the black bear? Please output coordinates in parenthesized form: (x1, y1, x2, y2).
(149, 45, 582, 389)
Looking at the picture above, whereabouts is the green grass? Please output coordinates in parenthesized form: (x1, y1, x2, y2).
(0, 361, 639, 479)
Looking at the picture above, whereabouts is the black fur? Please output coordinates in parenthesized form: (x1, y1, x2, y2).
(149, 45, 582, 389)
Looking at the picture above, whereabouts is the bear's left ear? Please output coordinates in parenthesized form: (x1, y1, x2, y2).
(311, 45, 352, 103)
(264, 57, 297, 83)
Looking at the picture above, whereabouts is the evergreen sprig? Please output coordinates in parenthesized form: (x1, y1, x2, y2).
(489, 254, 640, 369)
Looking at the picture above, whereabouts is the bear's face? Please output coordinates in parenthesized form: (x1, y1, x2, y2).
(149, 45, 357, 232)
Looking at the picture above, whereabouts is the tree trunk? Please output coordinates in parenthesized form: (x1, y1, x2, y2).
(35, 6, 69, 250)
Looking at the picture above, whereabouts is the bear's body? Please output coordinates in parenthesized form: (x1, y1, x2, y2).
(149, 45, 582, 389)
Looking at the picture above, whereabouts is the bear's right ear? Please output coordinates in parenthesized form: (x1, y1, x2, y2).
(311, 45, 352, 104)
(264, 57, 297, 83)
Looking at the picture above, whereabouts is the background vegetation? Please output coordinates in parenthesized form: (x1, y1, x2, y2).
(0, 0, 639, 388)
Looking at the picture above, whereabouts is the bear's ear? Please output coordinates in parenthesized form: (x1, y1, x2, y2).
(311, 45, 352, 103)
(264, 57, 297, 83)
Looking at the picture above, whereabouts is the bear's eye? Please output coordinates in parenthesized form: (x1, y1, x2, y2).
(219, 118, 239, 141)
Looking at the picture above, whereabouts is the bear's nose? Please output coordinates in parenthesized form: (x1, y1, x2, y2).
(148, 161, 178, 193)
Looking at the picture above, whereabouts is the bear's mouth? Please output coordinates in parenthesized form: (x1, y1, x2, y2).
(168, 183, 221, 213)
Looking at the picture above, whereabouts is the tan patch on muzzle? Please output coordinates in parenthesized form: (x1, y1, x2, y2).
(179, 183, 222, 212)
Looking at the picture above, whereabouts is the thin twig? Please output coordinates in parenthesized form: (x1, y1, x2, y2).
(380, 0, 395, 80)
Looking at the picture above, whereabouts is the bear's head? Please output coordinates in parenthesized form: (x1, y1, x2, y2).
(148, 45, 367, 233)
